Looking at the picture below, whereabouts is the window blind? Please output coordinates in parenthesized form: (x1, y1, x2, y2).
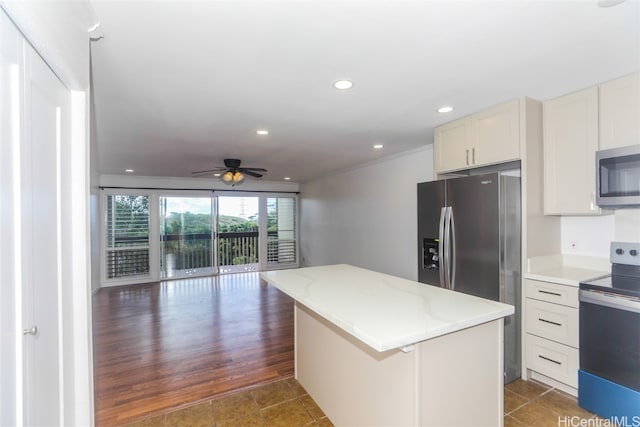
(105, 195, 150, 279)
(266, 197, 297, 266)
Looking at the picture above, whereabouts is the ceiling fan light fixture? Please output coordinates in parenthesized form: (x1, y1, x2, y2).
(232, 171, 245, 183)
(222, 171, 234, 183)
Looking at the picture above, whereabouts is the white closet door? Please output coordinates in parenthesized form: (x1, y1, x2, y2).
(21, 41, 71, 426)
(0, 9, 22, 426)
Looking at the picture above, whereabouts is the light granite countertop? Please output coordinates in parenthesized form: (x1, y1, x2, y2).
(260, 264, 514, 353)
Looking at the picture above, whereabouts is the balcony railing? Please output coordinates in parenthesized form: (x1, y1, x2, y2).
(111, 231, 295, 278)
(160, 231, 259, 274)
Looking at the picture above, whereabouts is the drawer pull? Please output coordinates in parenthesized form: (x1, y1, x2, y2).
(538, 318, 562, 327)
(538, 290, 562, 297)
(538, 355, 562, 365)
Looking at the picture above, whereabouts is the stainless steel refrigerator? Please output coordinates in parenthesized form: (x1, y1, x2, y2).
(417, 172, 521, 383)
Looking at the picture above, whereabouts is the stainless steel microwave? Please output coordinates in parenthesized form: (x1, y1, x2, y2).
(596, 145, 640, 208)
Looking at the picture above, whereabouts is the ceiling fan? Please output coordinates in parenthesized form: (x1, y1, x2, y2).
(191, 158, 267, 185)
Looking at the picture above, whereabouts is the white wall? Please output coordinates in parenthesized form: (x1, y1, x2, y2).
(560, 209, 640, 257)
(300, 146, 433, 281)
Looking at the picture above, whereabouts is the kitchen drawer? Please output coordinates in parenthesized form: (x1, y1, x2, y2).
(525, 279, 579, 308)
(526, 333, 579, 388)
(525, 299, 579, 347)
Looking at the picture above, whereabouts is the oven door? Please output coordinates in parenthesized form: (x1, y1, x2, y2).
(579, 289, 640, 391)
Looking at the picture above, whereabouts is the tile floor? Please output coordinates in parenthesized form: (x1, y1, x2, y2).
(125, 377, 596, 427)
(124, 377, 333, 427)
(505, 379, 596, 427)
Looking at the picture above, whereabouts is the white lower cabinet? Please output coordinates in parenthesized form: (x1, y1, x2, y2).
(526, 334, 579, 388)
(525, 279, 579, 389)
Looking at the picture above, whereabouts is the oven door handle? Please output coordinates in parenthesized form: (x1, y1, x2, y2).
(580, 289, 640, 314)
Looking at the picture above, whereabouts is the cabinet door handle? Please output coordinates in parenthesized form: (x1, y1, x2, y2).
(538, 290, 562, 297)
(466, 149, 469, 165)
(538, 355, 562, 365)
(538, 318, 562, 327)
(472, 147, 475, 164)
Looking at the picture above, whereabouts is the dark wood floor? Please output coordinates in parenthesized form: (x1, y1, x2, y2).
(92, 273, 294, 426)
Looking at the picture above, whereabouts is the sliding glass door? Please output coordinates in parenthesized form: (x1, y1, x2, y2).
(102, 191, 298, 286)
(160, 196, 215, 278)
(217, 196, 259, 274)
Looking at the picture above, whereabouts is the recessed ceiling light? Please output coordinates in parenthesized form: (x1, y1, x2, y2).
(284, 177, 291, 181)
(125, 169, 134, 173)
(437, 106, 454, 114)
(256, 129, 269, 135)
(333, 80, 353, 90)
(373, 144, 384, 149)
(213, 173, 221, 177)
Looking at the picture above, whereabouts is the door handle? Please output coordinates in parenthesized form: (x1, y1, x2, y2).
(438, 207, 447, 288)
(23, 326, 38, 336)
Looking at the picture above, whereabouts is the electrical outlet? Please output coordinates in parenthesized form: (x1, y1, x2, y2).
(570, 241, 579, 252)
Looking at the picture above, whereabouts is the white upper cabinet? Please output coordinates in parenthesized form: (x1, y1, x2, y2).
(599, 72, 640, 150)
(472, 99, 520, 167)
(434, 99, 520, 175)
(543, 86, 601, 215)
(433, 116, 472, 173)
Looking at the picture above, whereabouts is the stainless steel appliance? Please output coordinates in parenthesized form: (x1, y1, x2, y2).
(579, 241, 640, 420)
(417, 172, 521, 383)
(596, 144, 640, 208)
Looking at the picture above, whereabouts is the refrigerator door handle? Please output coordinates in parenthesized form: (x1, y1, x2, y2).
(443, 207, 452, 289)
(438, 207, 447, 288)
(449, 207, 456, 291)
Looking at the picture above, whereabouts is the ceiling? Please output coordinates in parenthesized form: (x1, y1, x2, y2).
(90, 0, 639, 183)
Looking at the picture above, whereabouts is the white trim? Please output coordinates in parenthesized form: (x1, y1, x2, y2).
(69, 90, 93, 425)
(100, 174, 300, 193)
(10, 61, 23, 427)
(55, 105, 65, 424)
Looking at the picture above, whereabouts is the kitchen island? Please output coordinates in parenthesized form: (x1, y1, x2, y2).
(260, 264, 514, 427)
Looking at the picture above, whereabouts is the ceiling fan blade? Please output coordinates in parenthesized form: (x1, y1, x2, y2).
(241, 170, 263, 178)
(192, 168, 226, 175)
(240, 167, 268, 172)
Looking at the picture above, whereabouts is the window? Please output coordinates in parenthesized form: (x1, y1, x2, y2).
(104, 194, 150, 279)
(266, 197, 297, 267)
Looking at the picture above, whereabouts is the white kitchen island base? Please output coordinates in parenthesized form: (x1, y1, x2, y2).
(296, 303, 504, 427)
(261, 265, 513, 427)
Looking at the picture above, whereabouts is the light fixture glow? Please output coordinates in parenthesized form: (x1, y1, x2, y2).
(125, 169, 134, 173)
(222, 170, 244, 185)
(437, 106, 454, 114)
(232, 172, 245, 183)
(373, 144, 384, 149)
(284, 177, 291, 181)
(213, 173, 221, 177)
(333, 80, 353, 90)
(256, 129, 269, 135)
